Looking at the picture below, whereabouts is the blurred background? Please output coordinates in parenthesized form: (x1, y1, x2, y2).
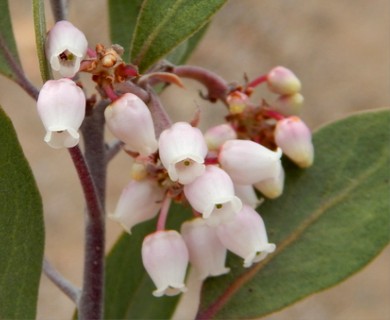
(0, 0, 389, 319)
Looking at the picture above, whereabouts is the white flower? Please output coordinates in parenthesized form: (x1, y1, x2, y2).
(267, 66, 301, 95)
(181, 218, 230, 279)
(45, 20, 88, 78)
(183, 165, 242, 226)
(216, 205, 276, 268)
(254, 161, 285, 199)
(37, 78, 85, 149)
(274, 116, 314, 168)
(109, 179, 164, 233)
(159, 122, 208, 184)
(234, 184, 261, 208)
(142, 230, 189, 297)
(104, 93, 158, 156)
(218, 139, 282, 185)
(204, 123, 237, 151)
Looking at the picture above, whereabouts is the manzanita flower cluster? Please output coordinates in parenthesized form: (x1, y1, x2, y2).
(37, 20, 314, 297)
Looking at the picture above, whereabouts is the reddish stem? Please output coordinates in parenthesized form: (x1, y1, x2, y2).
(247, 74, 268, 88)
(68, 146, 105, 320)
(156, 195, 172, 231)
(173, 65, 229, 102)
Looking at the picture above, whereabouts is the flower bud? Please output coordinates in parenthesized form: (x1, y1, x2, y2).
(142, 230, 189, 297)
(45, 20, 88, 78)
(273, 93, 304, 116)
(109, 179, 164, 233)
(37, 78, 85, 149)
(219, 139, 282, 185)
(204, 124, 237, 151)
(274, 116, 314, 168)
(226, 91, 250, 114)
(104, 93, 158, 156)
(159, 122, 208, 184)
(254, 161, 285, 199)
(267, 66, 301, 95)
(216, 205, 276, 268)
(183, 165, 242, 226)
(181, 218, 230, 280)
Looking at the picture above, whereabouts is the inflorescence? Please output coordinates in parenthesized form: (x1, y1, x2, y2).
(37, 20, 314, 297)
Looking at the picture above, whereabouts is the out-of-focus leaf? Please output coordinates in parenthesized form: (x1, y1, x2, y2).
(0, 0, 21, 80)
(104, 203, 193, 319)
(0, 107, 44, 319)
(108, 0, 144, 62)
(130, 0, 226, 72)
(198, 109, 390, 319)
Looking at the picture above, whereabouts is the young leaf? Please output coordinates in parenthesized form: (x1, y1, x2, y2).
(104, 203, 193, 319)
(0, 0, 21, 80)
(0, 107, 44, 319)
(198, 109, 390, 319)
(130, 0, 226, 72)
(108, 0, 144, 63)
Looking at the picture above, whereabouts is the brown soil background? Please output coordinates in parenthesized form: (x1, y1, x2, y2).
(0, 1, 389, 319)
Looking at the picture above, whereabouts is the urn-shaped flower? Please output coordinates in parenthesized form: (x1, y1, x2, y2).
(45, 20, 88, 78)
(142, 230, 189, 297)
(184, 165, 242, 225)
(219, 139, 282, 185)
(181, 218, 230, 279)
(104, 93, 158, 156)
(216, 205, 276, 267)
(109, 179, 164, 233)
(159, 122, 208, 184)
(37, 78, 85, 149)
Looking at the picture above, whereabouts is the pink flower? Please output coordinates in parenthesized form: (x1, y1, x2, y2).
(234, 184, 261, 208)
(104, 93, 158, 156)
(45, 20, 88, 78)
(218, 139, 282, 185)
(142, 230, 189, 297)
(254, 161, 285, 199)
(183, 165, 242, 225)
(181, 218, 230, 279)
(159, 122, 208, 184)
(109, 179, 164, 233)
(267, 66, 301, 95)
(37, 78, 85, 149)
(275, 116, 314, 168)
(216, 205, 276, 267)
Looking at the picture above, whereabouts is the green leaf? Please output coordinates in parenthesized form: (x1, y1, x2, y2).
(33, 0, 52, 82)
(130, 0, 226, 72)
(166, 23, 209, 65)
(0, 0, 21, 80)
(108, 0, 144, 63)
(198, 109, 390, 319)
(0, 107, 44, 319)
(105, 203, 193, 319)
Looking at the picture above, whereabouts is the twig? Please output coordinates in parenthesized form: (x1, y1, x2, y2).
(49, 0, 68, 22)
(172, 65, 229, 102)
(68, 146, 105, 320)
(147, 86, 172, 136)
(105, 139, 124, 163)
(0, 32, 39, 100)
(43, 258, 81, 303)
